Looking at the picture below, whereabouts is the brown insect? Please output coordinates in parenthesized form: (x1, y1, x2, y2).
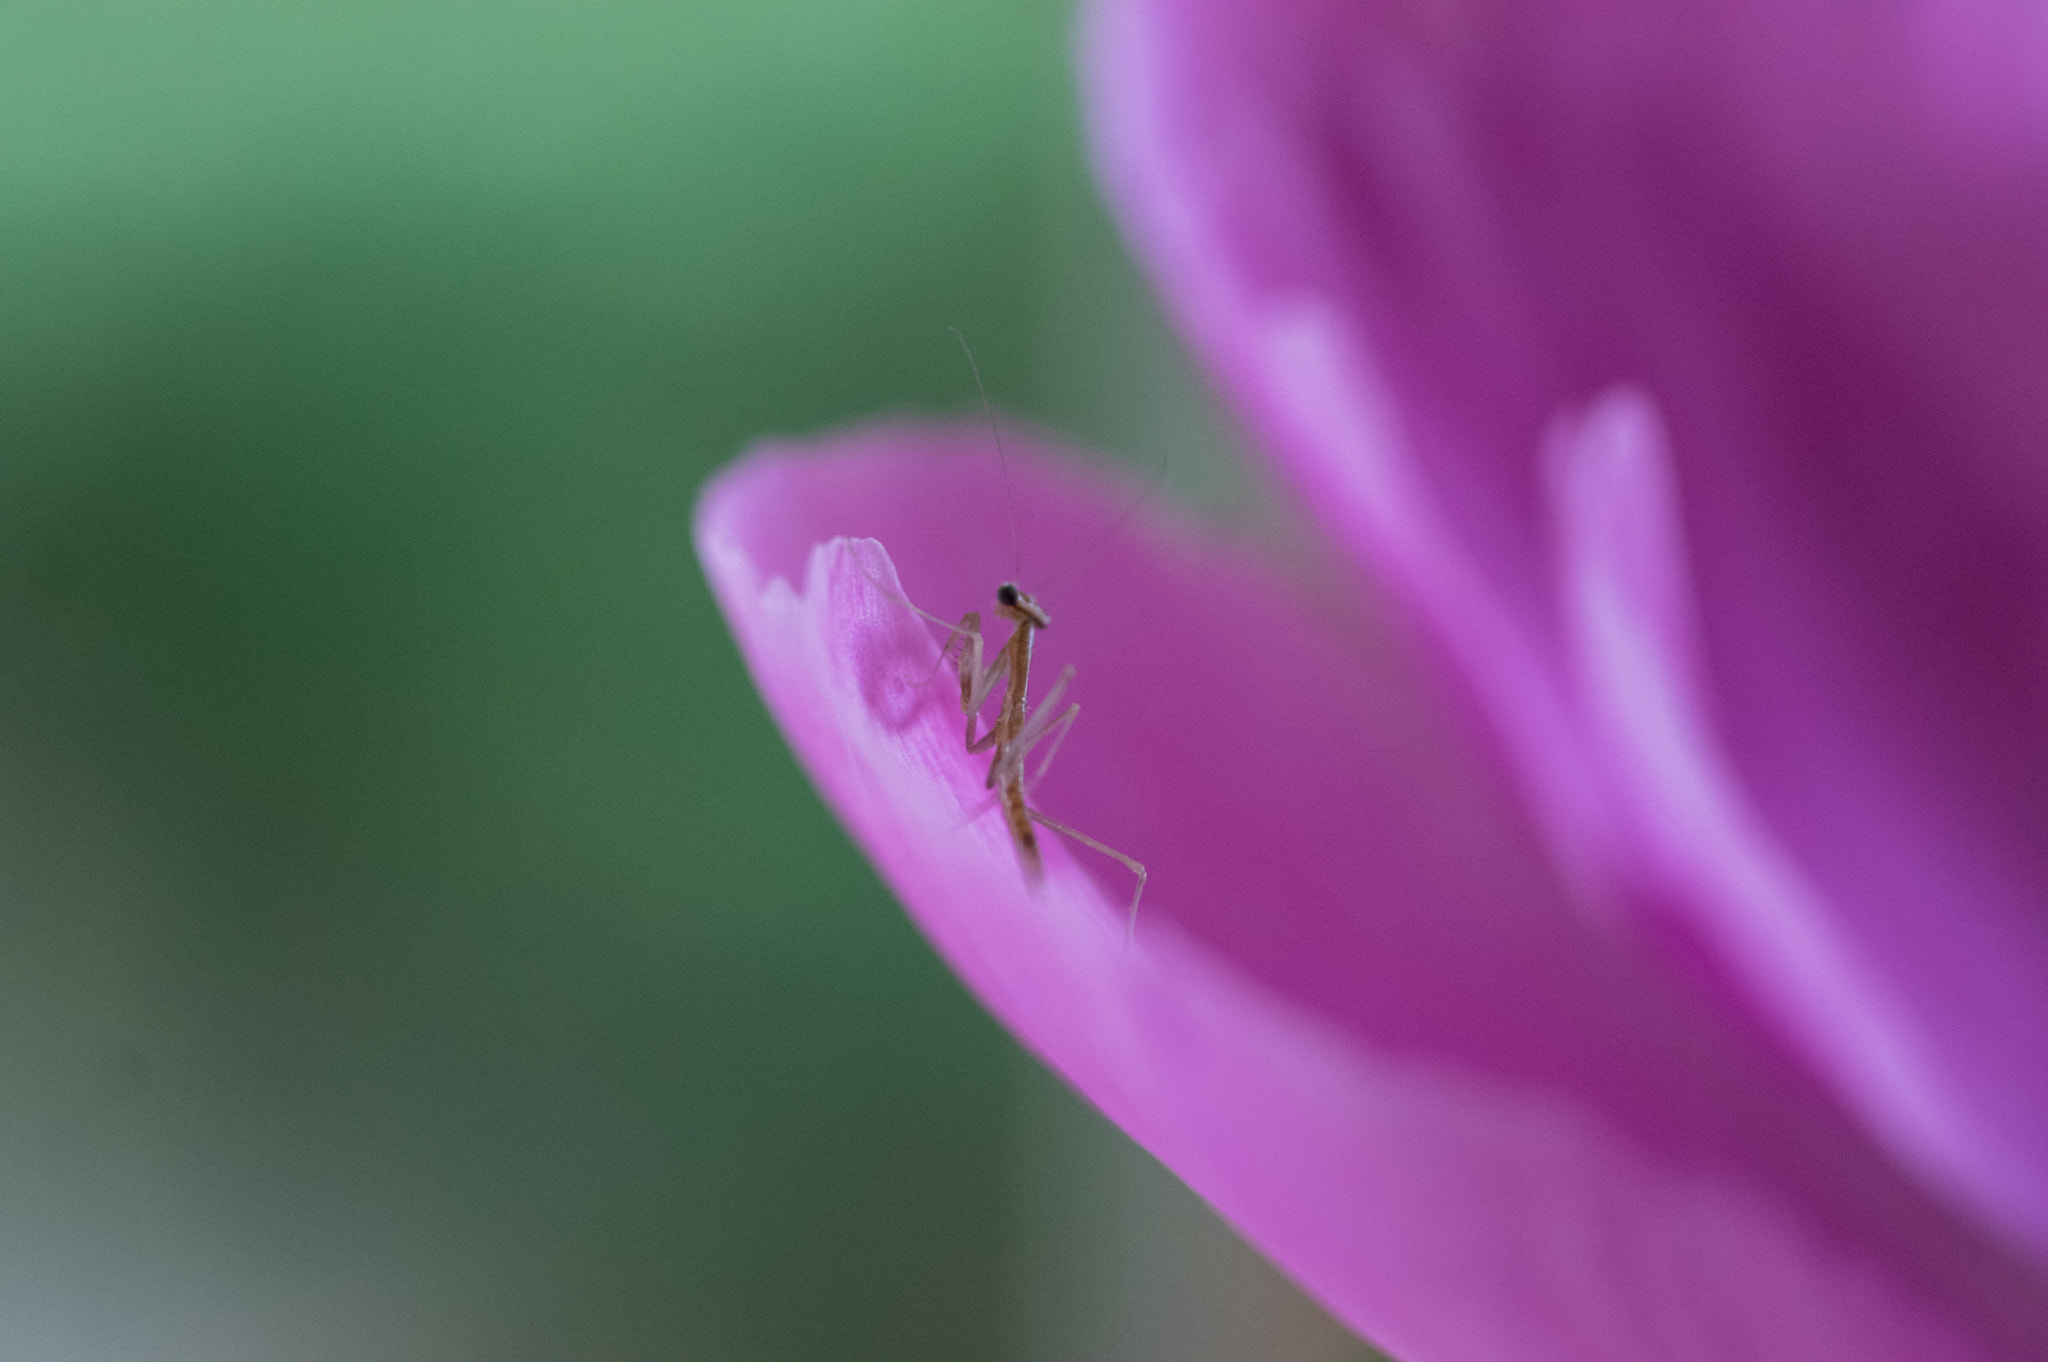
(891, 578, 1147, 939)
(875, 328, 1147, 936)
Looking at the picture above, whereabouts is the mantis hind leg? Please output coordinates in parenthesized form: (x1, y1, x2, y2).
(1026, 808, 1146, 945)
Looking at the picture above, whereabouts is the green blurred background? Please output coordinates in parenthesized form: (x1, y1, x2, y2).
(0, 2, 1375, 1357)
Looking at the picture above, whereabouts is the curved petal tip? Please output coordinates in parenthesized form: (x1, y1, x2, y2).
(695, 423, 2039, 1362)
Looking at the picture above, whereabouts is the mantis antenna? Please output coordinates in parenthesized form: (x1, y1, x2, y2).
(947, 325, 1020, 581)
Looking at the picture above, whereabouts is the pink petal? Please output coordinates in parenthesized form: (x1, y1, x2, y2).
(1084, 0, 2048, 1258)
(695, 425, 2048, 1362)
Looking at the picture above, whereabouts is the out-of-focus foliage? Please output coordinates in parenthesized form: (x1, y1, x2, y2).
(0, 3, 1063, 1357)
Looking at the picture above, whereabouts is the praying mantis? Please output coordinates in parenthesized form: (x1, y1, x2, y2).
(888, 575, 1148, 939)
(874, 328, 1148, 937)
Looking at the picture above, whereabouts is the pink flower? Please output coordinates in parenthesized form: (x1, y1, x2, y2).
(696, 0, 2048, 1357)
